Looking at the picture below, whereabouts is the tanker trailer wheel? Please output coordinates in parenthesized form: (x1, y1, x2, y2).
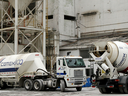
(99, 88, 111, 94)
(24, 79, 33, 91)
(0, 82, 7, 89)
(40, 79, 45, 90)
(33, 79, 43, 91)
(60, 80, 65, 92)
(76, 87, 82, 91)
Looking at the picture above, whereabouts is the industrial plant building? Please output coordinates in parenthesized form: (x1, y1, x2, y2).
(0, 0, 128, 76)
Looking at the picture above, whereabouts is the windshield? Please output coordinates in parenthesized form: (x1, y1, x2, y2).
(65, 58, 85, 68)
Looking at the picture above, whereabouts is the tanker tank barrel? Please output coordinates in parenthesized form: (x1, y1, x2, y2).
(91, 41, 128, 73)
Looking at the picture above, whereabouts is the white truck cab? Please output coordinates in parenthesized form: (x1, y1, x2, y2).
(56, 56, 86, 91)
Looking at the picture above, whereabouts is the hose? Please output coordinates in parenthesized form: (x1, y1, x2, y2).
(36, 68, 56, 79)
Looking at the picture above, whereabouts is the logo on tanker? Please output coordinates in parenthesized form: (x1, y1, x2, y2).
(0, 58, 23, 66)
(117, 53, 127, 67)
(95, 57, 102, 61)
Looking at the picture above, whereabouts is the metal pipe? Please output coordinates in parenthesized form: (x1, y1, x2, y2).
(43, 0, 46, 67)
(15, 0, 18, 54)
(1, 0, 3, 46)
(51, 56, 53, 74)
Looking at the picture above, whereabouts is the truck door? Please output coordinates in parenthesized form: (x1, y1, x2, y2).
(57, 58, 67, 76)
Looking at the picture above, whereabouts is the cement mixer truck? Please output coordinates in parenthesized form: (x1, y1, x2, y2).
(90, 41, 128, 94)
(0, 53, 86, 92)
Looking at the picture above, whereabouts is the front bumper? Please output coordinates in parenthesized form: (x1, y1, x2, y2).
(94, 78, 119, 89)
(66, 78, 86, 87)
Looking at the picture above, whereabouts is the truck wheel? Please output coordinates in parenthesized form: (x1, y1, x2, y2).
(24, 79, 33, 91)
(124, 84, 128, 93)
(119, 87, 124, 93)
(76, 87, 82, 91)
(99, 88, 104, 94)
(40, 79, 45, 91)
(99, 88, 111, 94)
(60, 80, 65, 92)
(0, 82, 7, 89)
(33, 79, 43, 91)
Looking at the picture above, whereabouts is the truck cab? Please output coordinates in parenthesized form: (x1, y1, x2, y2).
(55, 56, 86, 91)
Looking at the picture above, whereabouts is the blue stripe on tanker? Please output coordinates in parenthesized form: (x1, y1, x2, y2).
(0, 68, 19, 72)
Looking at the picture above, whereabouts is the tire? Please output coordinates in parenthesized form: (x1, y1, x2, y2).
(60, 80, 65, 92)
(33, 79, 43, 91)
(76, 87, 82, 91)
(99, 88, 111, 94)
(123, 78, 128, 94)
(119, 87, 124, 93)
(124, 85, 128, 94)
(0, 82, 7, 89)
(40, 79, 45, 91)
(99, 88, 104, 94)
(24, 79, 33, 91)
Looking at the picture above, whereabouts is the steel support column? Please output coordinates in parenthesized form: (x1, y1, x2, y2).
(15, 0, 18, 54)
(43, 0, 46, 67)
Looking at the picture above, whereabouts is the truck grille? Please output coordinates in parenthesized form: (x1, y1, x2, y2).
(74, 70, 83, 77)
(74, 83, 82, 85)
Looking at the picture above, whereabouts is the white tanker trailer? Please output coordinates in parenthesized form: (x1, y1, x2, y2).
(90, 41, 128, 94)
(0, 53, 86, 92)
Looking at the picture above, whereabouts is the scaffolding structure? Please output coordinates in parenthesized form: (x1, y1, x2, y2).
(0, 0, 45, 54)
(0, 0, 59, 70)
